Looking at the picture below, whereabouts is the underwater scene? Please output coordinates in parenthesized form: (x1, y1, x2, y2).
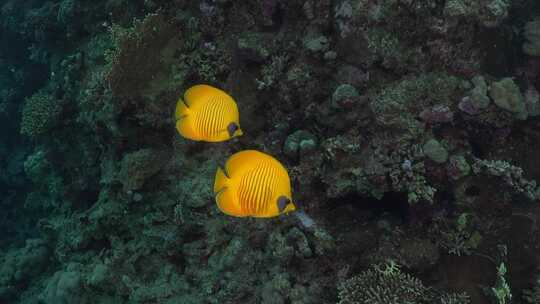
(2, 0, 540, 303)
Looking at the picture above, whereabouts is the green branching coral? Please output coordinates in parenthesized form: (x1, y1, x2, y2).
(438, 213, 482, 256)
(439, 292, 471, 304)
(20, 89, 62, 138)
(489, 263, 512, 304)
(337, 261, 430, 304)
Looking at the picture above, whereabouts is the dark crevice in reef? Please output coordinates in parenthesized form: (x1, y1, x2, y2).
(478, 25, 518, 78)
(468, 136, 489, 159)
(327, 191, 410, 222)
(464, 185, 481, 197)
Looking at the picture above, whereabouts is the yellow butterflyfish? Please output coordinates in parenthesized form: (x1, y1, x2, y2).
(175, 84, 243, 142)
(213, 150, 296, 218)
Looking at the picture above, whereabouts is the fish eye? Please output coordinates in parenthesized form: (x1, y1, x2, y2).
(227, 122, 238, 137)
(277, 196, 290, 212)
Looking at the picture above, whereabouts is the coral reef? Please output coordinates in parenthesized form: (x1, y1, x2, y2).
(337, 261, 429, 304)
(0, 0, 538, 303)
(523, 17, 540, 56)
(20, 89, 62, 138)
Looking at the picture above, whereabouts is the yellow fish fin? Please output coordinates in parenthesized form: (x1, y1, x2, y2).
(215, 187, 244, 217)
(224, 150, 266, 174)
(214, 166, 245, 217)
(214, 166, 230, 194)
(176, 117, 198, 140)
(184, 84, 217, 106)
(175, 98, 190, 120)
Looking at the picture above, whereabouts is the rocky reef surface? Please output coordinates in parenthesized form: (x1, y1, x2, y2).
(1, 0, 540, 303)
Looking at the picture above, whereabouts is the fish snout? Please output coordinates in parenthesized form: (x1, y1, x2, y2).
(227, 122, 242, 137)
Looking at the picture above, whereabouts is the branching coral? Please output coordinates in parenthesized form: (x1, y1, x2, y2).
(337, 261, 430, 304)
(472, 158, 540, 201)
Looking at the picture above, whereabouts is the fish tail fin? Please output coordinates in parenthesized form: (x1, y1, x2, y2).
(214, 166, 230, 194)
(175, 98, 189, 120)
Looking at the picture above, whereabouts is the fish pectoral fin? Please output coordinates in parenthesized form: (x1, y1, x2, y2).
(214, 186, 244, 217)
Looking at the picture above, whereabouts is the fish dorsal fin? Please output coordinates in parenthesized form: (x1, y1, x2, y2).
(225, 150, 269, 175)
(184, 84, 225, 108)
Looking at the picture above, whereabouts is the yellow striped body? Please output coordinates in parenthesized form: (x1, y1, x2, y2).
(214, 150, 296, 218)
(175, 84, 243, 142)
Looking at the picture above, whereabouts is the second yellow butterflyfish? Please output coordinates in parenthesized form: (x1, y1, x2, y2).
(213, 150, 296, 218)
(175, 84, 243, 142)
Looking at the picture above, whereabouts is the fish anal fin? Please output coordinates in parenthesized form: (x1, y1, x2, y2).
(215, 187, 245, 217)
(176, 118, 198, 140)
